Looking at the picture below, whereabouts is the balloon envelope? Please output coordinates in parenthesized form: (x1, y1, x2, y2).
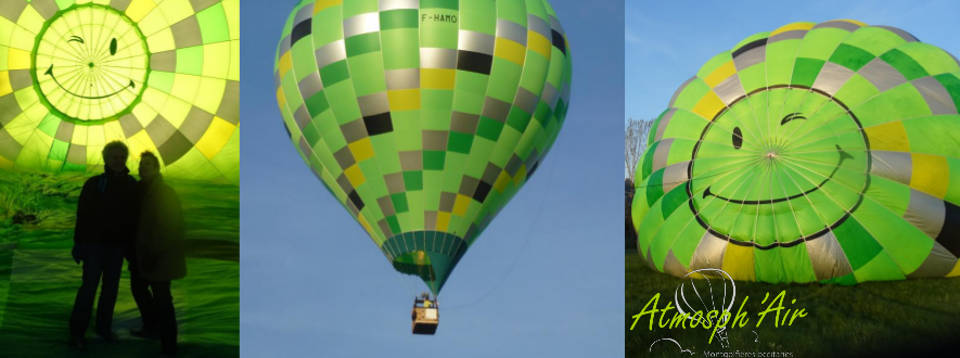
(633, 20, 960, 284)
(0, 0, 239, 182)
(274, 0, 572, 293)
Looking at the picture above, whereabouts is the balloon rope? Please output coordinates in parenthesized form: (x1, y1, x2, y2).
(443, 156, 555, 310)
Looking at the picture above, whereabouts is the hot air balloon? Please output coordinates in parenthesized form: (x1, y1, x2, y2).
(0, 0, 239, 182)
(274, 0, 571, 333)
(633, 20, 960, 284)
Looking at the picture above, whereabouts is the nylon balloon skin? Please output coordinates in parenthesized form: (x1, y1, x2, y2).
(633, 20, 960, 284)
(0, 0, 239, 183)
(274, 0, 571, 293)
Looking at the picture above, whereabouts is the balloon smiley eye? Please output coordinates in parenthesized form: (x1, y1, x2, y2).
(732, 127, 743, 149)
(110, 38, 117, 55)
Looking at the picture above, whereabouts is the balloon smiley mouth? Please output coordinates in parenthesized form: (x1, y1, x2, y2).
(44, 64, 135, 100)
(703, 144, 854, 205)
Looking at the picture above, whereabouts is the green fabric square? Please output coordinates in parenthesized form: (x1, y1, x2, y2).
(37, 114, 59, 137)
(305, 91, 329, 117)
(791, 57, 824, 87)
(829, 44, 875, 71)
(934, 73, 960, 111)
(476, 117, 503, 141)
(447, 131, 473, 154)
(403, 171, 423, 190)
(645, 169, 664, 207)
(175, 46, 203, 76)
(660, 184, 688, 218)
(380, 9, 418, 30)
(148, 71, 175, 93)
(505, 107, 531, 132)
(320, 60, 350, 86)
(387, 215, 401, 233)
(533, 102, 552, 126)
(302, 121, 321, 145)
(391, 193, 409, 213)
(833, 218, 883, 271)
(423, 150, 445, 170)
(49, 140, 68, 161)
(345, 32, 381, 57)
(881, 49, 928, 80)
(421, 0, 458, 10)
(196, 3, 230, 44)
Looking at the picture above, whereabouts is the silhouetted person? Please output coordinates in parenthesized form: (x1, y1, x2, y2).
(133, 151, 187, 356)
(69, 141, 138, 348)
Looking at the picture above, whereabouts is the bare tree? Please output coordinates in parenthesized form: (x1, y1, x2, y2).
(625, 118, 653, 181)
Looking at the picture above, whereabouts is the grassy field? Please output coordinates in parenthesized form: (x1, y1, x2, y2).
(626, 249, 960, 357)
(0, 171, 238, 357)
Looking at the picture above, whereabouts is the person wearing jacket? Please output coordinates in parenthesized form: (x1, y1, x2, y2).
(133, 151, 187, 356)
(69, 141, 138, 348)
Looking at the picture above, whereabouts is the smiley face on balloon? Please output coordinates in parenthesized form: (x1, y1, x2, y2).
(32, 3, 149, 122)
(686, 86, 871, 247)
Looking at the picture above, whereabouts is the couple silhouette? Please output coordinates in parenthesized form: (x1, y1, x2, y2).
(68, 141, 187, 356)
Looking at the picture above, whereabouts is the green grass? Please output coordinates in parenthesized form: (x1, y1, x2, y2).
(0, 172, 238, 357)
(626, 250, 960, 357)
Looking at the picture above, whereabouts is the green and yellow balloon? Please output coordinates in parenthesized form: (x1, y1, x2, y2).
(633, 20, 960, 284)
(275, 0, 571, 293)
(0, 0, 239, 183)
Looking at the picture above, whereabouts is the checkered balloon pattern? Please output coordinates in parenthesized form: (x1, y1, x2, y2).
(275, 0, 571, 293)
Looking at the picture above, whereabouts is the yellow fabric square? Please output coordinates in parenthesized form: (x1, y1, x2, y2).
(453, 194, 471, 216)
(102, 122, 125, 142)
(132, 101, 159, 127)
(357, 214, 377, 240)
(910, 153, 949, 198)
(126, 0, 157, 23)
(202, 43, 231, 78)
(196, 117, 235, 159)
(314, 0, 343, 14)
(348, 137, 375, 162)
(436, 211, 451, 232)
(7, 48, 30, 70)
(513, 165, 527, 186)
(276, 87, 287, 108)
(947, 260, 960, 277)
(71, 125, 88, 146)
(157, 0, 194, 26)
(493, 171, 511, 192)
(194, 77, 226, 114)
(223, 0, 240, 39)
(388, 89, 420, 111)
(421, 68, 454, 89)
(0, 155, 13, 169)
(865, 121, 910, 152)
(161, 96, 192, 127)
(126, 130, 157, 158)
(17, 5, 44, 34)
(10, 27, 35, 51)
(229, 41, 240, 81)
(0, 71, 12, 96)
(146, 28, 176, 53)
(721, 244, 756, 281)
(691, 91, 725, 120)
(170, 74, 202, 104)
(527, 32, 551, 59)
(85, 125, 105, 147)
(494, 38, 525, 65)
(770, 22, 815, 37)
(704, 60, 736, 88)
(277, 51, 293, 79)
(344, 164, 366, 187)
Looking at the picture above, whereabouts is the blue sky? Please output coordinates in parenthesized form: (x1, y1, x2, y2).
(626, 0, 960, 122)
(239, 1, 624, 357)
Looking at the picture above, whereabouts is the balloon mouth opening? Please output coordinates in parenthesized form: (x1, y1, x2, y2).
(381, 231, 469, 294)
